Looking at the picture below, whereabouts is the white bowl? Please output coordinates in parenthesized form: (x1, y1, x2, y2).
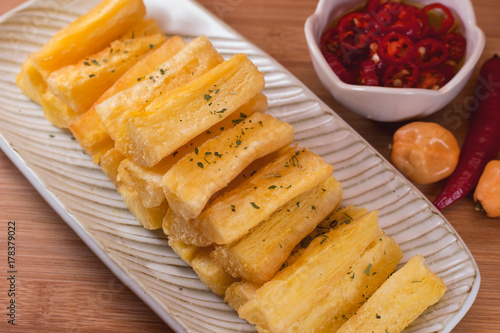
(305, 0, 486, 122)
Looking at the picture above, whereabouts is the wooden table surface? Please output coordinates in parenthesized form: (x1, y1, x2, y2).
(1, 0, 499, 332)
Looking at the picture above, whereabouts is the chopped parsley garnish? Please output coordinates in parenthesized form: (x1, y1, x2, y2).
(364, 263, 373, 276)
(320, 234, 329, 244)
(214, 108, 227, 114)
(250, 202, 260, 209)
(264, 173, 281, 178)
(344, 212, 354, 220)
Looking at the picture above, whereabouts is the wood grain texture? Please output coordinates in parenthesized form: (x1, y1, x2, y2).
(1, 0, 499, 332)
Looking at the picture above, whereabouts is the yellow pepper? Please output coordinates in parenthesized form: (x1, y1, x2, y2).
(474, 160, 500, 218)
(391, 122, 460, 185)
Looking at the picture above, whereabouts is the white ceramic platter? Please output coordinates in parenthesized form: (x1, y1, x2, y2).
(0, 0, 480, 332)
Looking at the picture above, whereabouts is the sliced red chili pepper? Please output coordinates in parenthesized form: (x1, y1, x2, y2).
(320, 27, 338, 53)
(406, 6, 430, 39)
(320, 0, 465, 89)
(442, 32, 466, 60)
(338, 12, 381, 50)
(382, 61, 420, 88)
(375, 3, 419, 36)
(414, 38, 448, 68)
(369, 36, 390, 76)
(323, 52, 357, 84)
(375, 57, 389, 77)
(341, 41, 373, 65)
(390, 9, 419, 37)
(374, 2, 401, 27)
(321, 27, 366, 65)
(360, 60, 379, 86)
(441, 62, 458, 82)
(348, 66, 362, 84)
(416, 67, 447, 89)
(422, 3, 455, 37)
(378, 32, 416, 65)
(321, 27, 347, 62)
(366, 0, 380, 13)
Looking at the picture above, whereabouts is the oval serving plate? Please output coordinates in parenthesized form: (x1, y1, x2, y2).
(0, 0, 479, 332)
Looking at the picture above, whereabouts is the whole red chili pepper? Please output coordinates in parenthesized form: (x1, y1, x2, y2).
(433, 55, 500, 210)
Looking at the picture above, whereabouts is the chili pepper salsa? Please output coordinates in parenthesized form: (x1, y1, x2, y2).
(320, 0, 466, 89)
